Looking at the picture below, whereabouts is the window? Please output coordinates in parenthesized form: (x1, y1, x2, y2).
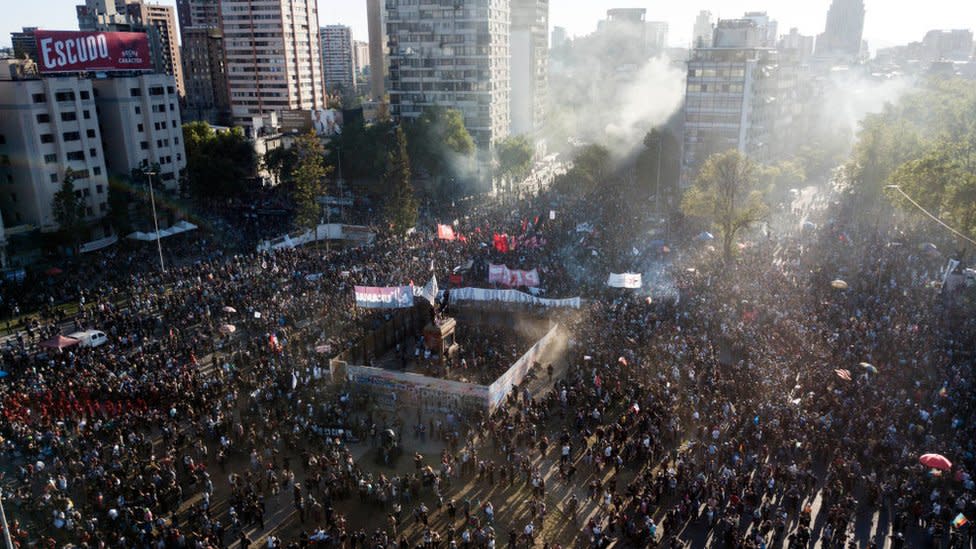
(140, 141, 149, 150)
(0, 135, 5, 145)
(90, 148, 97, 158)
(80, 90, 90, 100)
(32, 93, 46, 103)
(54, 91, 75, 102)
(174, 137, 179, 145)
(66, 151, 85, 161)
(10, 193, 16, 203)
(96, 184, 104, 194)
(36, 113, 50, 123)
(171, 120, 177, 128)
(49, 174, 57, 183)
(83, 110, 91, 120)
(161, 172, 175, 181)
(176, 153, 182, 162)
(82, 188, 90, 197)
(137, 123, 144, 132)
(154, 122, 161, 131)
(149, 86, 164, 96)
(61, 112, 77, 122)
(156, 139, 163, 147)
(63, 131, 80, 142)
(169, 103, 175, 111)
(99, 203, 107, 212)
(167, 86, 175, 94)
(44, 153, 57, 164)
(86, 129, 96, 138)
(93, 166, 101, 175)
(40, 134, 54, 144)
(134, 106, 141, 114)
(86, 207, 93, 216)
(130, 87, 142, 97)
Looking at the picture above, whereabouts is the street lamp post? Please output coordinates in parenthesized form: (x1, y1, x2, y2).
(143, 166, 165, 272)
(0, 488, 15, 549)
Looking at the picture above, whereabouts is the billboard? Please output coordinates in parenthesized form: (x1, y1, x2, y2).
(35, 30, 151, 73)
(280, 109, 344, 136)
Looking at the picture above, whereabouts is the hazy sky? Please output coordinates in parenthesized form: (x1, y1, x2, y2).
(4, 0, 975, 51)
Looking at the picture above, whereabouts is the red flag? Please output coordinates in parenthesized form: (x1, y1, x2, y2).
(521, 219, 528, 233)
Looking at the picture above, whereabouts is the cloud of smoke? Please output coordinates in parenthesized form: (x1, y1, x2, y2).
(547, 28, 686, 161)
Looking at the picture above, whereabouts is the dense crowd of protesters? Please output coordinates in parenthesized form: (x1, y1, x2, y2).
(0, 171, 974, 549)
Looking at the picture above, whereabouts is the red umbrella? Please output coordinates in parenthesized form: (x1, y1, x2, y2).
(920, 453, 952, 471)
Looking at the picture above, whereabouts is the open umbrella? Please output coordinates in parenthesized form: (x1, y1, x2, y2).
(859, 362, 878, 374)
(222, 306, 237, 314)
(831, 279, 848, 290)
(920, 453, 952, 471)
(219, 324, 236, 335)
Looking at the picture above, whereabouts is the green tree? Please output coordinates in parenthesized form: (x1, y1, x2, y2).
(496, 136, 534, 192)
(404, 108, 474, 179)
(682, 150, 768, 262)
(555, 144, 610, 196)
(106, 176, 133, 235)
(290, 131, 332, 235)
(328, 118, 394, 183)
(383, 127, 419, 235)
(183, 122, 257, 199)
(51, 168, 86, 253)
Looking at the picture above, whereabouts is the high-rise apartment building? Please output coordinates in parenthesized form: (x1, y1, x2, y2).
(742, 12, 777, 48)
(175, 0, 229, 124)
(922, 30, 974, 61)
(693, 11, 714, 49)
(815, 0, 866, 61)
(779, 28, 815, 63)
(122, 1, 184, 97)
(0, 66, 110, 232)
(10, 28, 39, 63)
(321, 25, 356, 94)
(353, 40, 370, 78)
(366, 0, 387, 101)
(510, 0, 548, 137)
(76, 0, 184, 97)
(682, 20, 800, 185)
(551, 26, 567, 50)
(386, 0, 511, 152)
(92, 74, 187, 192)
(220, 0, 326, 127)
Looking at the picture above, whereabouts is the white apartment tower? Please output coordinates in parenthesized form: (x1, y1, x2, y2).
(693, 10, 713, 48)
(92, 74, 187, 193)
(510, 0, 548, 137)
(220, 0, 326, 127)
(321, 25, 356, 94)
(386, 0, 511, 152)
(0, 68, 110, 232)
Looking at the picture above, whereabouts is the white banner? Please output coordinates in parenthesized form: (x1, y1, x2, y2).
(449, 287, 580, 308)
(607, 273, 642, 289)
(354, 286, 414, 309)
(488, 324, 561, 410)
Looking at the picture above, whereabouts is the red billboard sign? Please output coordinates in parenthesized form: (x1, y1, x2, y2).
(35, 30, 152, 73)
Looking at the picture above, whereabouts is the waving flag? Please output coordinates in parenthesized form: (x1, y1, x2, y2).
(437, 224, 456, 241)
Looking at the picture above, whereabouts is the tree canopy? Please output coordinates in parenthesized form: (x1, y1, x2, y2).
(290, 132, 332, 232)
(496, 136, 535, 188)
(183, 122, 257, 199)
(840, 78, 976, 241)
(403, 108, 475, 179)
(682, 150, 768, 262)
(51, 168, 86, 252)
(554, 144, 610, 196)
(383, 127, 419, 235)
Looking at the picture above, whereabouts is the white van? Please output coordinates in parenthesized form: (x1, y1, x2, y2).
(67, 330, 109, 348)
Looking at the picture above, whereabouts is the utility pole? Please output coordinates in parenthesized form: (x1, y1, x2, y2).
(143, 166, 165, 272)
(0, 488, 15, 549)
